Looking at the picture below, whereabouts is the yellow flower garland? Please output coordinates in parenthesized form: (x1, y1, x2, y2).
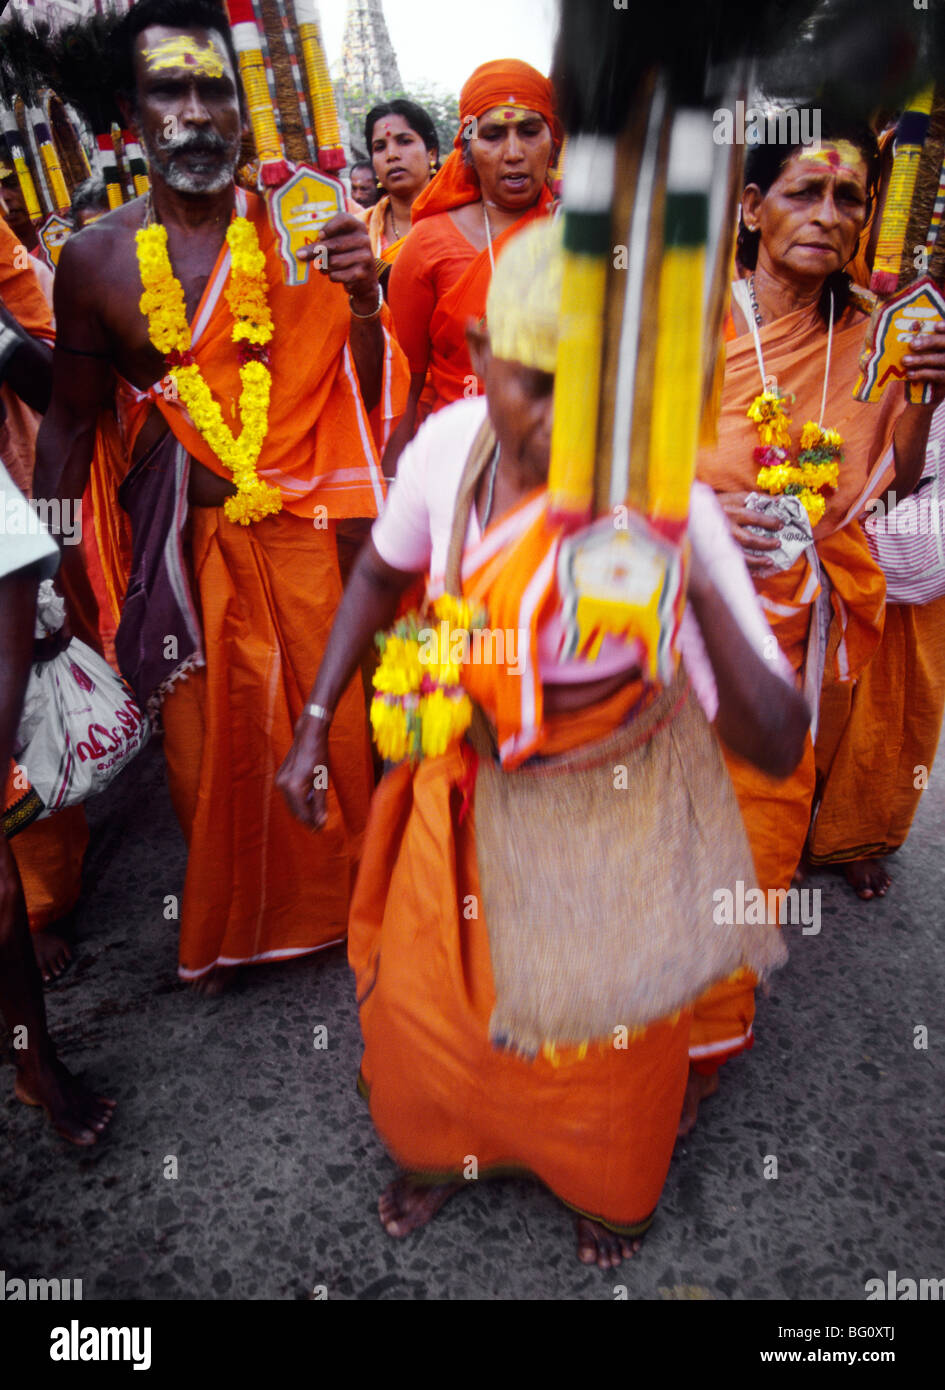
(136, 217, 281, 525)
(750, 389, 843, 528)
(370, 595, 486, 763)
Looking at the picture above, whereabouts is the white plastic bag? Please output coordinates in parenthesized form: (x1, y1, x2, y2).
(14, 581, 150, 815)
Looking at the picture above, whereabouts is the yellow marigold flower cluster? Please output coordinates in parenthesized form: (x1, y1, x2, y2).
(420, 687, 469, 759)
(370, 698, 414, 763)
(370, 599, 482, 763)
(226, 219, 273, 345)
(752, 402, 843, 529)
(373, 634, 425, 696)
(137, 228, 189, 357)
(797, 489, 827, 526)
(747, 390, 792, 448)
(136, 218, 278, 526)
(432, 593, 480, 631)
(799, 421, 842, 453)
(756, 463, 799, 494)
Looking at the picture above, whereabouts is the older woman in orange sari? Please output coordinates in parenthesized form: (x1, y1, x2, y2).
(689, 115, 945, 1124)
(383, 59, 559, 472)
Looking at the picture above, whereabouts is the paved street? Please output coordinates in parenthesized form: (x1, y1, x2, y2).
(2, 733, 943, 1301)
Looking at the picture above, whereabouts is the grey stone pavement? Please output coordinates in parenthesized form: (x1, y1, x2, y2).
(1, 731, 942, 1302)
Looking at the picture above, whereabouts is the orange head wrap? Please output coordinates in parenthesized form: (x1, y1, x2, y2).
(411, 59, 560, 224)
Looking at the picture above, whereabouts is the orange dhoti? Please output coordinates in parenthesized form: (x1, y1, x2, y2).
(4, 761, 88, 932)
(10, 808, 89, 932)
(809, 595, 945, 863)
(161, 507, 373, 980)
(350, 724, 691, 1236)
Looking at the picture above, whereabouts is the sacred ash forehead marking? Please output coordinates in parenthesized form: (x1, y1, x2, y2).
(142, 35, 226, 80)
(796, 140, 867, 177)
(482, 104, 539, 126)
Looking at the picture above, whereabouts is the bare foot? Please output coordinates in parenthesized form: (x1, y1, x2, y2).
(843, 858, 891, 900)
(188, 965, 239, 997)
(378, 1175, 462, 1237)
(576, 1216, 642, 1268)
(32, 927, 72, 985)
(676, 1067, 720, 1140)
(15, 1058, 116, 1146)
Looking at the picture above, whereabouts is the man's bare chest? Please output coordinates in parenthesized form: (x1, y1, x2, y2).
(102, 235, 225, 390)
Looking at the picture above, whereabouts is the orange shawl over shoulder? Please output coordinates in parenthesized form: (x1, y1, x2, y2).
(698, 298, 901, 686)
(118, 189, 407, 520)
(389, 196, 553, 413)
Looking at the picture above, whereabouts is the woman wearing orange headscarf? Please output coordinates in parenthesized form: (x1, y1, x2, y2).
(383, 59, 559, 475)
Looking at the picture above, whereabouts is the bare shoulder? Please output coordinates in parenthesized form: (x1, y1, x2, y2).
(55, 199, 148, 353)
(59, 198, 145, 285)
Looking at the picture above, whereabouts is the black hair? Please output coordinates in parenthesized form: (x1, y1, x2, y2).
(364, 99, 440, 168)
(70, 176, 109, 220)
(350, 161, 375, 178)
(737, 110, 880, 325)
(110, 0, 241, 110)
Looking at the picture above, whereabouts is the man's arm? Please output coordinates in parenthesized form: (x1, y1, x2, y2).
(302, 212, 384, 412)
(0, 301, 52, 413)
(33, 236, 115, 513)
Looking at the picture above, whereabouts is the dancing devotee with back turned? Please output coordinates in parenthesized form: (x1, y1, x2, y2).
(279, 220, 810, 1269)
(33, 0, 408, 995)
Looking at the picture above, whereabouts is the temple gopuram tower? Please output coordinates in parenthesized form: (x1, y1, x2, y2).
(341, 0, 403, 136)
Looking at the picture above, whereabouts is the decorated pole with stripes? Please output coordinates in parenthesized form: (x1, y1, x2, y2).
(96, 131, 124, 208)
(1, 102, 41, 220)
(28, 104, 70, 212)
(227, 0, 292, 186)
(294, 0, 345, 173)
(121, 129, 150, 197)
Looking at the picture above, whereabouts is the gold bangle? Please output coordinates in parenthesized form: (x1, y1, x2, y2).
(348, 284, 383, 319)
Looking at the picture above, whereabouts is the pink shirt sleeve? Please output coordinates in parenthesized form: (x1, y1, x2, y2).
(680, 481, 795, 721)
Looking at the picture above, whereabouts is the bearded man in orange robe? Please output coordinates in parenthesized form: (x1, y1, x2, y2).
(34, 0, 408, 994)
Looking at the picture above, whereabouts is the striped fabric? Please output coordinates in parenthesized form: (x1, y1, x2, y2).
(865, 402, 945, 603)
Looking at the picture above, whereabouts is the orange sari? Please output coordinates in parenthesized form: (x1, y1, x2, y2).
(810, 594, 945, 862)
(351, 689, 691, 1234)
(698, 297, 900, 878)
(389, 197, 553, 415)
(692, 296, 902, 1066)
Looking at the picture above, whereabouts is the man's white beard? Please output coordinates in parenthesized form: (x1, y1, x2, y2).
(140, 128, 240, 195)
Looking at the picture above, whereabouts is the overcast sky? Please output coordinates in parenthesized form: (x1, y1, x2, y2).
(320, 0, 559, 96)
